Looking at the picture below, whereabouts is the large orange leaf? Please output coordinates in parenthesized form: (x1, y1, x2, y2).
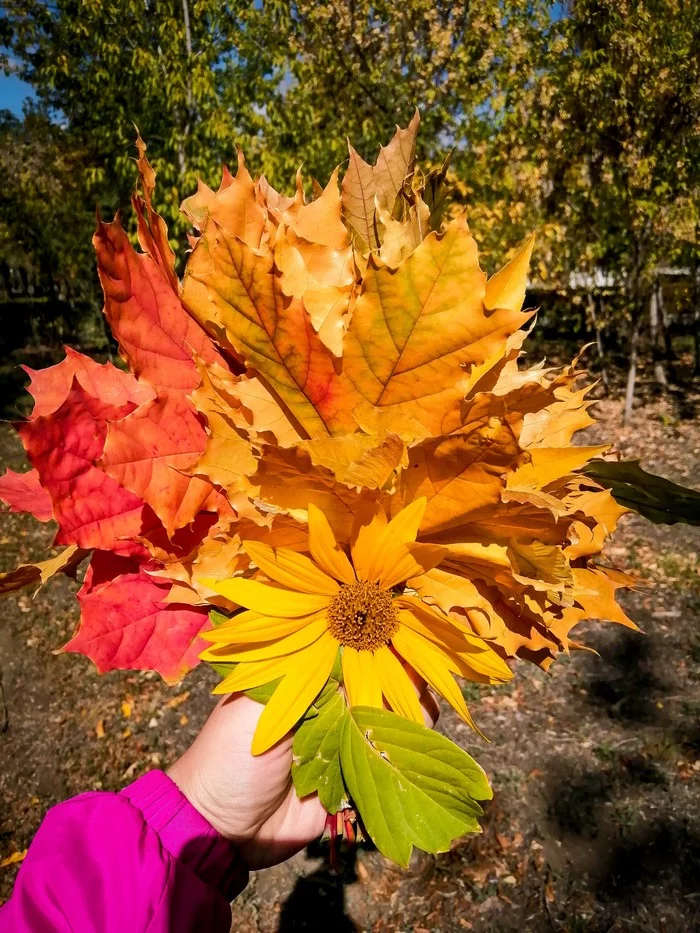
(250, 445, 377, 542)
(343, 219, 532, 435)
(100, 392, 230, 536)
(398, 416, 523, 535)
(94, 217, 228, 392)
(182, 227, 360, 437)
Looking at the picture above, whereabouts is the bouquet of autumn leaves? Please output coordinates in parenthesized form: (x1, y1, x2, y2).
(4, 114, 695, 866)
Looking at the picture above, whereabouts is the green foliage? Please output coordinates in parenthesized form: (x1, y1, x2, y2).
(1, 0, 697, 370)
(583, 459, 700, 526)
(294, 700, 492, 866)
(0, 111, 99, 304)
(292, 692, 348, 812)
(340, 707, 491, 866)
(1, 0, 276, 238)
(531, 0, 699, 287)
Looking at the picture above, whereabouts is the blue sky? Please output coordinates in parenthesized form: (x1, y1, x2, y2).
(0, 73, 35, 114)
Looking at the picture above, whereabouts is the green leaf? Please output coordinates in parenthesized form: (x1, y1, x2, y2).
(209, 610, 231, 627)
(292, 692, 349, 812)
(339, 706, 491, 866)
(308, 678, 341, 714)
(244, 678, 284, 705)
(582, 459, 700, 526)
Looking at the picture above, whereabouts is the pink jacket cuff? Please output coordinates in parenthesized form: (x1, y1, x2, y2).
(121, 770, 248, 900)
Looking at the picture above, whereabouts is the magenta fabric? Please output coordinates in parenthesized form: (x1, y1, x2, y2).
(0, 770, 248, 932)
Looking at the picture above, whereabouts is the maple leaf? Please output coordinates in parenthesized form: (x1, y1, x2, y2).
(343, 219, 531, 434)
(22, 345, 154, 421)
(181, 149, 266, 245)
(0, 468, 53, 522)
(64, 558, 211, 683)
(132, 133, 179, 290)
(396, 416, 523, 535)
(484, 233, 536, 314)
(94, 216, 228, 392)
(341, 109, 420, 250)
(99, 392, 232, 536)
(182, 197, 359, 437)
(188, 362, 262, 494)
(0, 545, 89, 595)
(19, 377, 153, 550)
(248, 444, 373, 542)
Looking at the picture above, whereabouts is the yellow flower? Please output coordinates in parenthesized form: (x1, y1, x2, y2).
(199, 499, 512, 755)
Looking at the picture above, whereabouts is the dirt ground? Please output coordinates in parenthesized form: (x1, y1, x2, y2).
(1, 371, 699, 932)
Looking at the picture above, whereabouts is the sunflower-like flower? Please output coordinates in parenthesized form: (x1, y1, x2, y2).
(200, 499, 512, 754)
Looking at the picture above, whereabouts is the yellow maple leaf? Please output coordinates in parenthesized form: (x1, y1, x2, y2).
(174, 112, 640, 679)
(341, 109, 420, 250)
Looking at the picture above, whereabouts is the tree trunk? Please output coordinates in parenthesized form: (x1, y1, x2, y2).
(694, 261, 700, 377)
(657, 280, 675, 362)
(623, 312, 640, 426)
(587, 291, 610, 394)
(176, 0, 194, 182)
(649, 282, 667, 388)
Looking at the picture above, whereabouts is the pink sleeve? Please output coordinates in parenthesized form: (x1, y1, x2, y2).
(0, 770, 248, 932)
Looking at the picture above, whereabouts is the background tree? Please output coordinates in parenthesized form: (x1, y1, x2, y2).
(0, 109, 105, 355)
(531, 0, 700, 420)
(1, 0, 698, 408)
(260, 0, 554, 270)
(1, 0, 276, 236)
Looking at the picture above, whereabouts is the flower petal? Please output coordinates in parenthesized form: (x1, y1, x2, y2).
(308, 503, 356, 584)
(350, 505, 388, 583)
(201, 611, 311, 644)
(251, 632, 339, 754)
(385, 497, 428, 547)
(211, 653, 295, 694)
(200, 615, 328, 662)
(200, 576, 329, 617)
(342, 647, 383, 708)
(357, 497, 428, 585)
(243, 540, 339, 596)
(391, 625, 482, 735)
(378, 542, 447, 590)
(374, 646, 424, 723)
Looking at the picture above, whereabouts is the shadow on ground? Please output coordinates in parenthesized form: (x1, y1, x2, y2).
(278, 843, 358, 932)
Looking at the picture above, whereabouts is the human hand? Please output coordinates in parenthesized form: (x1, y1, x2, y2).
(168, 695, 326, 869)
(168, 680, 439, 870)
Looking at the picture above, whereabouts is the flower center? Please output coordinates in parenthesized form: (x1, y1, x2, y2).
(327, 581, 399, 651)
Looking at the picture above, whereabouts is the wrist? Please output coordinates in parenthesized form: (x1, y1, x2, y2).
(122, 770, 248, 898)
(166, 755, 222, 836)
